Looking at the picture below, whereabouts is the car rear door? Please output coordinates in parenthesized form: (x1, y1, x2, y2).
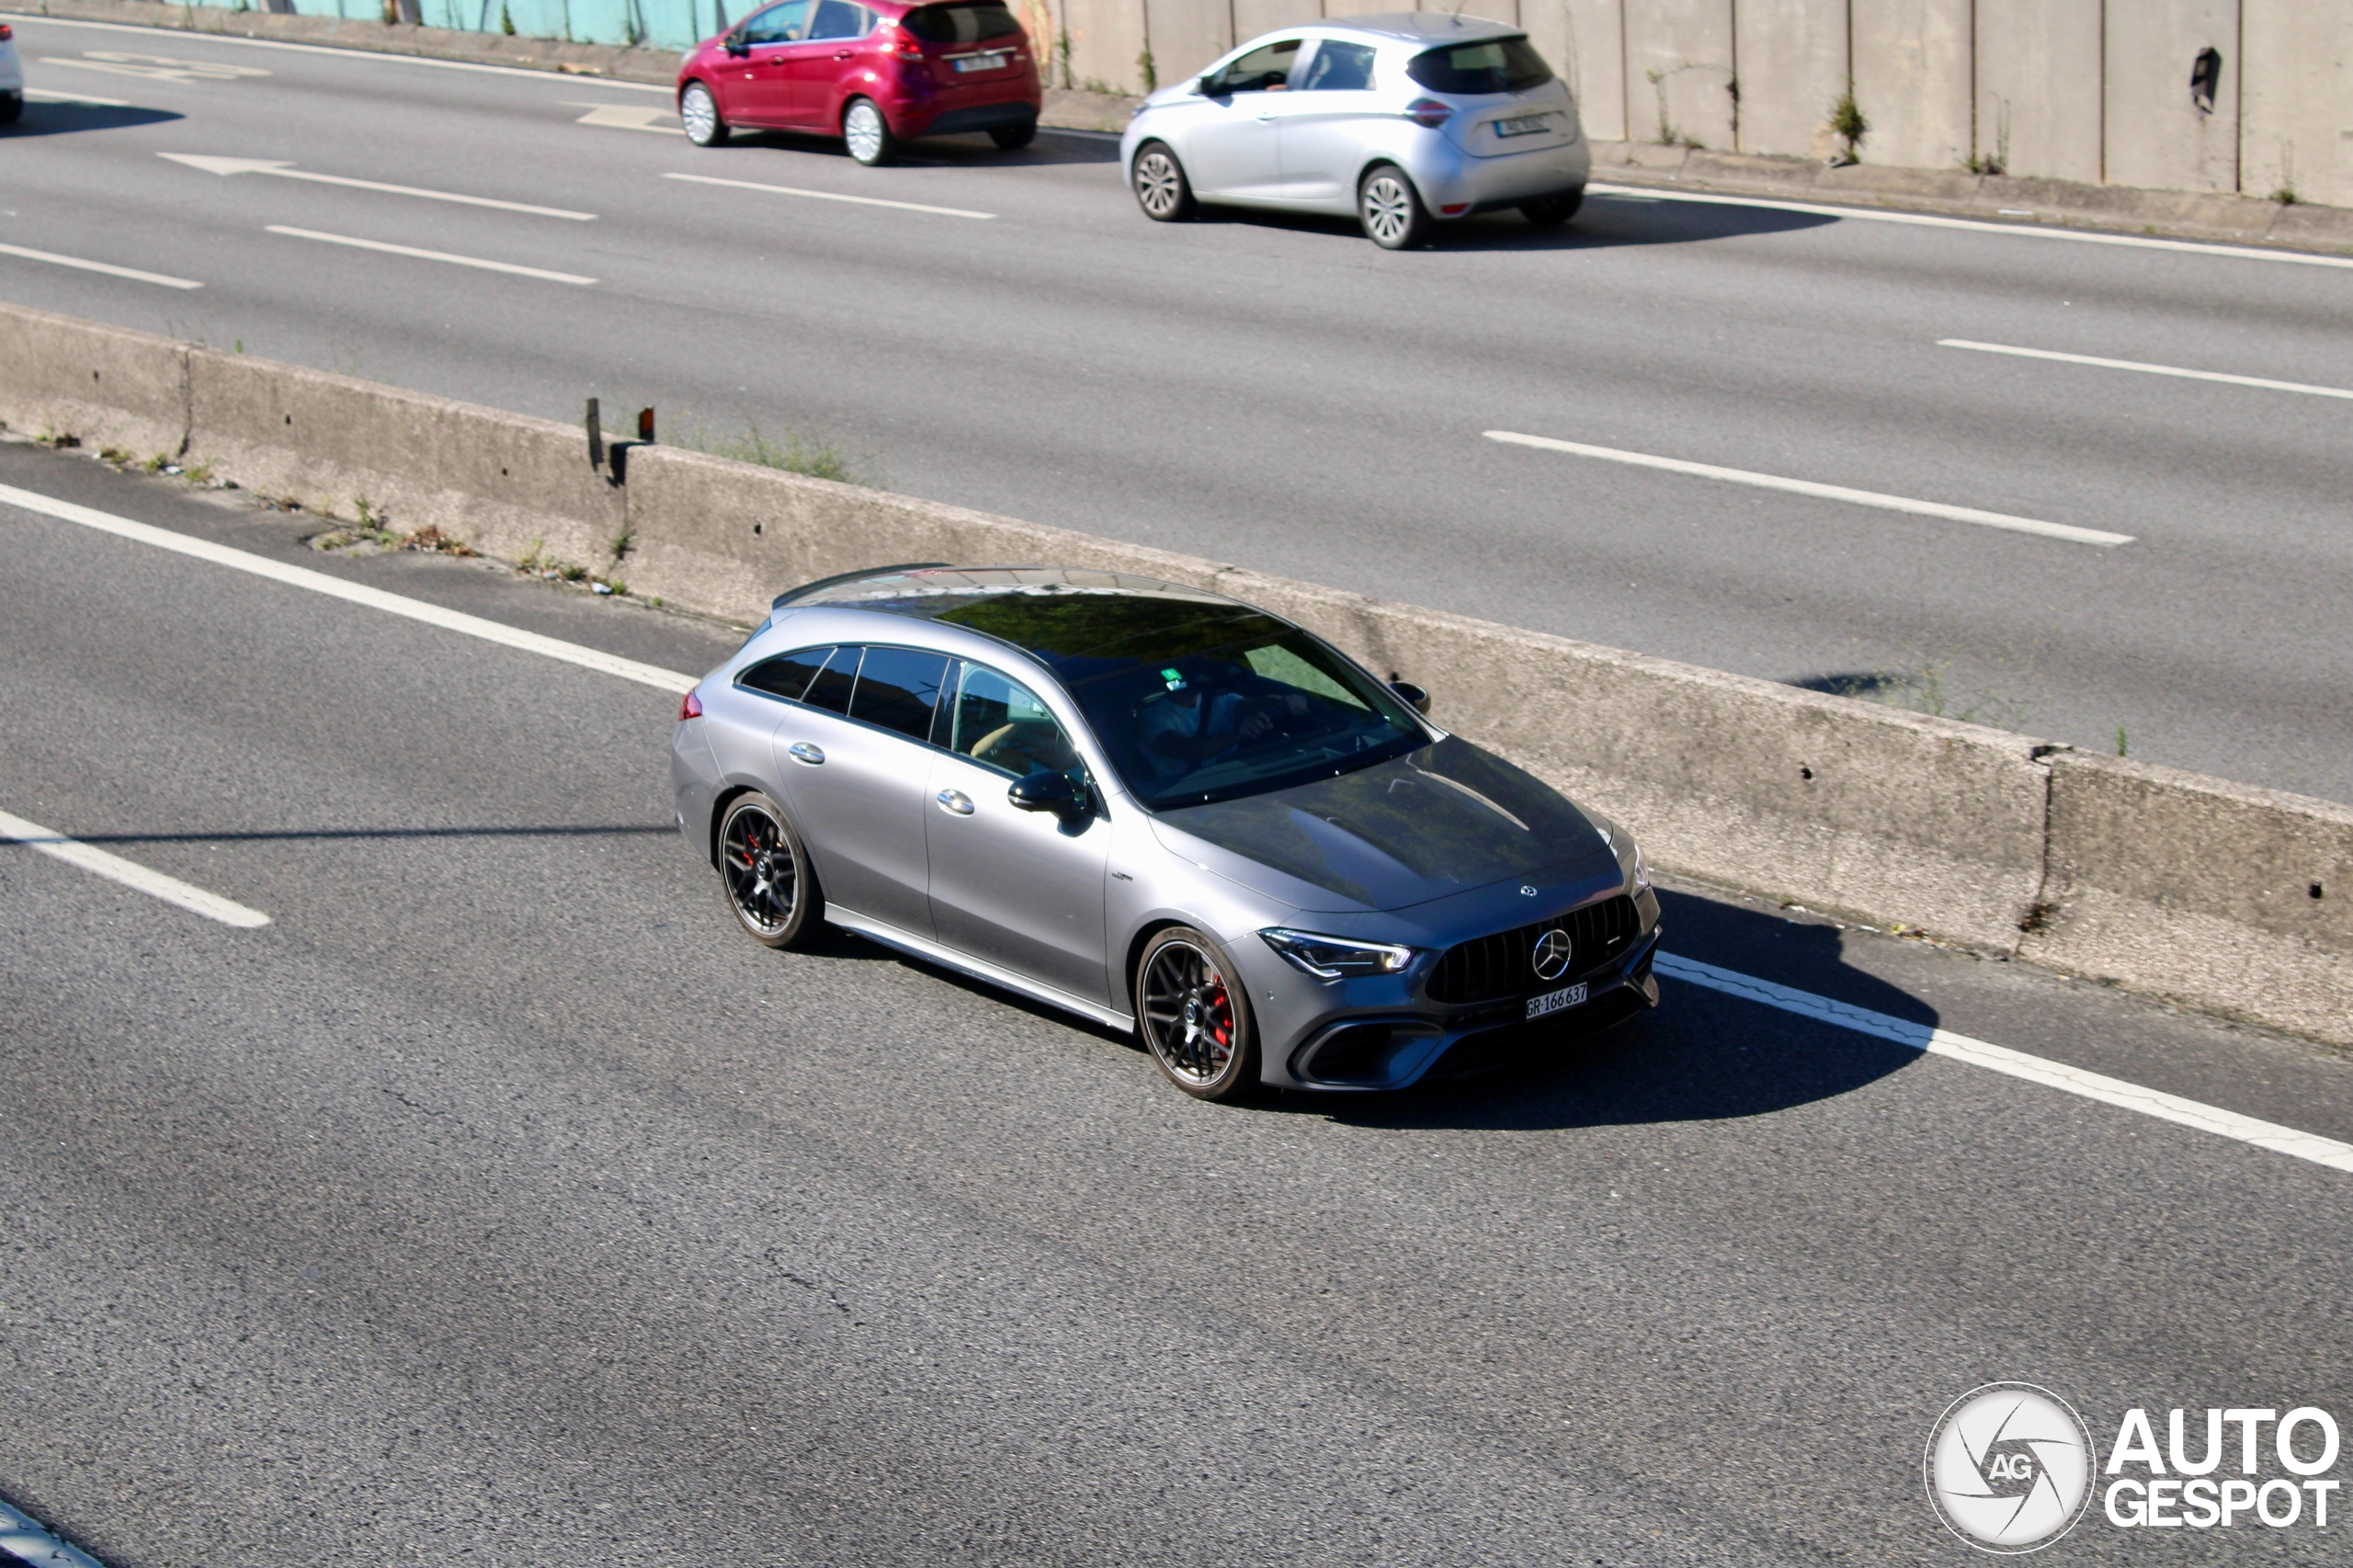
(790, 0, 875, 128)
(1278, 38, 1382, 202)
(767, 643, 948, 936)
(925, 660, 1110, 1005)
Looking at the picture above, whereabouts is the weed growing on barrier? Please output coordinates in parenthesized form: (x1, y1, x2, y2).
(676, 416, 879, 488)
(1828, 91, 1867, 164)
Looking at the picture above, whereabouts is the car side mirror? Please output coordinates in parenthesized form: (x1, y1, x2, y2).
(725, 34, 749, 55)
(1009, 768, 1090, 823)
(1389, 678, 1430, 716)
(1197, 74, 1223, 97)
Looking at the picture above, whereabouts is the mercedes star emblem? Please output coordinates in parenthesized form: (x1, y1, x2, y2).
(1531, 928, 1574, 981)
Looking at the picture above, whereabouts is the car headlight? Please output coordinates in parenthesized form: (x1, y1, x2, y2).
(1258, 928, 1415, 981)
(1631, 843, 1651, 892)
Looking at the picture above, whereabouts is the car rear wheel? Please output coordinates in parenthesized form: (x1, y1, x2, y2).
(1136, 927, 1259, 1101)
(989, 120, 1037, 150)
(1358, 164, 1431, 250)
(718, 791, 824, 949)
(1521, 188, 1584, 227)
(844, 97, 898, 165)
(680, 81, 728, 147)
(1131, 141, 1195, 222)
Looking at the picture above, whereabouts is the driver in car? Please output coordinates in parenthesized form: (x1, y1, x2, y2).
(1138, 664, 1314, 778)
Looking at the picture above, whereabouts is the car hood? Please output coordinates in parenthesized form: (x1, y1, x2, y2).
(1148, 737, 1615, 914)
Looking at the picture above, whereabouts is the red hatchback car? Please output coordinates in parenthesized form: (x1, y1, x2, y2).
(677, 0, 1042, 165)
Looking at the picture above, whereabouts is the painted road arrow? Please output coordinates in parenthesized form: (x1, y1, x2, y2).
(158, 153, 596, 221)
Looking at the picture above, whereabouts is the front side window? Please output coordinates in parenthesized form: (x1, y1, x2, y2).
(808, 0, 873, 40)
(900, 1, 1022, 43)
(847, 645, 951, 742)
(1297, 40, 1376, 92)
(1211, 38, 1300, 93)
(949, 664, 1082, 778)
(1404, 36, 1552, 95)
(737, 0, 812, 44)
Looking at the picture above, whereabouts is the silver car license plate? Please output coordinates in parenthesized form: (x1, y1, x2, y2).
(954, 53, 1006, 72)
(1526, 983, 1587, 1021)
(1495, 114, 1551, 138)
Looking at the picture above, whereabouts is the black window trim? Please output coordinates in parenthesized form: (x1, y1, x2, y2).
(737, 642, 961, 751)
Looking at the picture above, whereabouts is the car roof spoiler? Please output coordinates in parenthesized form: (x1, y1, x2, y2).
(770, 563, 953, 611)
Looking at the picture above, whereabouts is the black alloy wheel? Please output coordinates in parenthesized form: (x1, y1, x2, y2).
(718, 791, 823, 949)
(1520, 188, 1584, 227)
(1131, 141, 1196, 222)
(1136, 927, 1259, 1101)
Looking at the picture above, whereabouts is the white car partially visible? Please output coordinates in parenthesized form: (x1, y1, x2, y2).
(1, 21, 24, 125)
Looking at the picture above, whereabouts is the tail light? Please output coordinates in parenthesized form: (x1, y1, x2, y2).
(888, 25, 925, 59)
(0, 22, 14, 39)
(678, 687, 703, 722)
(1405, 98, 1452, 130)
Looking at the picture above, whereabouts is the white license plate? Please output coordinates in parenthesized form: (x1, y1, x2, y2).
(953, 53, 1006, 73)
(1526, 983, 1588, 1021)
(1495, 115, 1551, 138)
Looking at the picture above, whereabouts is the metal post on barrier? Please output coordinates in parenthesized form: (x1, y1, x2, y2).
(585, 396, 604, 471)
(638, 406, 657, 444)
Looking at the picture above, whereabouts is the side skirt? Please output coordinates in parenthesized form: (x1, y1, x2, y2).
(827, 911, 1135, 1033)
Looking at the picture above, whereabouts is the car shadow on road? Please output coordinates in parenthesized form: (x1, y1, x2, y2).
(1276, 883, 1935, 1131)
(713, 128, 1119, 169)
(1185, 191, 1837, 252)
(2, 102, 185, 137)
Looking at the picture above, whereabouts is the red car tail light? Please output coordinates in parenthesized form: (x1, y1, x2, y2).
(888, 25, 924, 58)
(1404, 98, 1452, 129)
(678, 687, 703, 722)
(0, 22, 15, 38)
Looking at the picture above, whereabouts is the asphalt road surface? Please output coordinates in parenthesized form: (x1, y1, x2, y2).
(4, 441, 2351, 1566)
(4, 15, 2352, 807)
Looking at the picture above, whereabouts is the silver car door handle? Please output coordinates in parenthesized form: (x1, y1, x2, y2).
(1256, 111, 1274, 122)
(789, 742, 825, 765)
(936, 789, 974, 815)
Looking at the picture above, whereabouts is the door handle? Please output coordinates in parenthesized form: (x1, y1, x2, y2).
(936, 789, 974, 815)
(1256, 111, 1274, 122)
(835, 49, 853, 58)
(789, 742, 825, 765)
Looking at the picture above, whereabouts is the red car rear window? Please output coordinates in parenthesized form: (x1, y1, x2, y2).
(901, 2, 1023, 43)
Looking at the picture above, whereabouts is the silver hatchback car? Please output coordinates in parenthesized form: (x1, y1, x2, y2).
(672, 567, 1661, 1100)
(1120, 12, 1588, 249)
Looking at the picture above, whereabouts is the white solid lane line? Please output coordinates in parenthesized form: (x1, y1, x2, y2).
(264, 226, 597, 285)
(663, 171, 996, 221)
(0, 241, 201, 290)
(1483, 430, 2136, 548)
(574, 103, 684, 134)
(1656, 954, 2353, 1176)
(0, 807, 270, 928)
(1, 12, 675, 88)
(22, 85, 132, 105)
(1938, 338, 2353, 401)
(0, 1494, 108, 1568)
(161, 153, 597, 221)
(1585, 182, 2353, 270)
(0, 482, 694, 695)
(15, 481, 2340, 1170)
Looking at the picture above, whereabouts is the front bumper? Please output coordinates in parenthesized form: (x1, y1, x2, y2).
(1263, 891, 1664, 1091)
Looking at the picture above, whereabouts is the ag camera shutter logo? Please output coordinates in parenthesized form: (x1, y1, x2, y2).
(1925, 1383, 2095, 1553)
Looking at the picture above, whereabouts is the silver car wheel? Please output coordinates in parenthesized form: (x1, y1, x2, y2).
(1132, 145, 1190, 222)
(1358, 166, 1428, 250)
(844, 98, 889, 165)
(680, 81, 724, 147)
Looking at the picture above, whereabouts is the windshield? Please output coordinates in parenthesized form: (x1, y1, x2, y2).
(1404, 36, 1552, 95)
(933, 593, 1429, 809)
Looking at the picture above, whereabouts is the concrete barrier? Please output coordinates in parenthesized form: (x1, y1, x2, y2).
(2026, 756, 2353, 1045)
(3, 299, 2347, 1048)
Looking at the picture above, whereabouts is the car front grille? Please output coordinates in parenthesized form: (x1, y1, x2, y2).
(1425, 894, 1642, 1006)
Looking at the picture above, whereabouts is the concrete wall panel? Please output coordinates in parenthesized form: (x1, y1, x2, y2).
(1060, 0, 1152, 94)
(1973, 0, 2101, 181)
(2241, 0, 2353, 207)
(1231, 0, 1323, 47)
(1544, 0, 1627, 142)
(2106, 1, 2240, 193)
(1732, 0, 1848, 158)
(1851, 0, 1972, 171)
(1142, 0, 1233, 86)
(1622, 0, 1733, 148)
(0, 304, 191, 460)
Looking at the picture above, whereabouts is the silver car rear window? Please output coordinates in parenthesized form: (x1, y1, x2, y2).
(1404, 36, 1552, 96)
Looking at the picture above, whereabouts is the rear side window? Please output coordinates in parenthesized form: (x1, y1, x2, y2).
(901, 2, 1022, 43)
(740, 645, 835, 702)
(1298, 40, 1377, 92)
(804, 645, 859, 714)
(849, 646, 952, 741)
(1404, 36, 1552, 95)
(808, 0, 873, 40)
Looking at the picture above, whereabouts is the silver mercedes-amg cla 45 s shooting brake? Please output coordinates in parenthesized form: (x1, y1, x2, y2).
(672, 567, 1661, 1099)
